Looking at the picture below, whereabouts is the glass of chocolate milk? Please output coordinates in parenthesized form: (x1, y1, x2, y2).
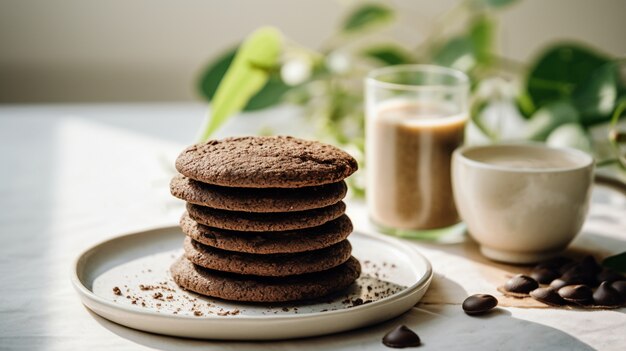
(365, 65, 469, 239)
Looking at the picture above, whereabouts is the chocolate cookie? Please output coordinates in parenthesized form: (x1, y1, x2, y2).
(183, 237, 352, 276)
(175, 136, 358, 188)
(170, 256, 361, 302)
(180, 212, 353, 254)
(186, 201, 345, 232)
(170, 174, 347, 213)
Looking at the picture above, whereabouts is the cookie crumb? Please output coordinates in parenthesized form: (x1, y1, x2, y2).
(112, 287, 122, 296)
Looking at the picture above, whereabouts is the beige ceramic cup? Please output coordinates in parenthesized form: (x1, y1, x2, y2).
(452, 144, 594, 264)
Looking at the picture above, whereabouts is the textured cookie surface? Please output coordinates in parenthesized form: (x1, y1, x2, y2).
(170, 256, 361, 302)
(175, 136, 358, 188)
(183, 237, 352, 276)
(187, 201, 345, 232)
(180, 212, 353, 254)
(171, 174, 347, 212)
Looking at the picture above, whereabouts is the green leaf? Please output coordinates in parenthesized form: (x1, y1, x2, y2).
(433, 16, 494, 73)
(572, 62, 619, 126)
(198, 47, 290, 112)
(343, 4, 393, 33)
(469, 15, 495, 66)
(198, 48, 236, 103)
(602, 252, 626, 274)
(245, 75, 291, 111)
(525, 100, 579, 140)
(477, 0, 519, 9)
(433, 36, 476, 72)
(361, 45, 414, 65)
(526, 44, 609, 108)
(198, 27, 282, 141)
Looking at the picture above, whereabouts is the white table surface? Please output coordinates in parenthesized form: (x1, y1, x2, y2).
(1, 103, 625, 351)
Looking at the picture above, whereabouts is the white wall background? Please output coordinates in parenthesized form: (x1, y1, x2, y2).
(0, 0, 625, 102)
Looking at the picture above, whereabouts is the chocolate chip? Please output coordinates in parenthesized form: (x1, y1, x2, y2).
(558, 285, 593, 305)
(549, 278, 571, 290)
(612, 280, 626, 298)
(561, 265, 596, 286)
(462, 294, 498, 315)
(530, 268, 560, 284)
(382, 325, 421, 348)
(504, 274, 538, 294)
(529, 288, 566, 306)
(593, 282, 625, 306)
(597, 269, 625, 283)
(557, 261, 578, 274)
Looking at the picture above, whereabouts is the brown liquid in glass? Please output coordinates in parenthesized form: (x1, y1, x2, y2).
(367, 102, 467, 230)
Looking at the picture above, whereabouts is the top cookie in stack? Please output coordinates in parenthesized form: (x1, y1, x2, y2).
(169, 136, 360, 303)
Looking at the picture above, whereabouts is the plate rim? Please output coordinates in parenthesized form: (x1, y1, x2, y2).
(71, 225, 433, 323)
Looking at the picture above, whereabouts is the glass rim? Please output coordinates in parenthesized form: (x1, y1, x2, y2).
(366, 64, 470, 92)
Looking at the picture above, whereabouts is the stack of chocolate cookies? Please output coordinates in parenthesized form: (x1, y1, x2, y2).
(169, 136, 361, 302)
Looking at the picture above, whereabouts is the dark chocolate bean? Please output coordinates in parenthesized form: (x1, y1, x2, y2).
(558, 261, 578, 275)
(462, 294, 498, 315)
(612, 280, 626, 298)
(504, 274, 539, 294)
(530, 268, 560, 284)
(382, 325, 421, 348)
(561, 265, 596, 286)
(597, 269, 625, 283)
(549, 279, 571, 290)
(593, 282, 625, 307)
(558, 285, 593, 305)
(529, 288, 566, 306)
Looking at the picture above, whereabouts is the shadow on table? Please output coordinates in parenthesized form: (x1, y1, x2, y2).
(420, 271, 467, 306)
(89, 301, 594, 351)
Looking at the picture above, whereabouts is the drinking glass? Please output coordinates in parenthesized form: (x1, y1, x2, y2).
(365, 65, 469, 239)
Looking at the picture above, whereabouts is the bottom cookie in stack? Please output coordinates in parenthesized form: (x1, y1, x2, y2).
(171, 256, 361, 303)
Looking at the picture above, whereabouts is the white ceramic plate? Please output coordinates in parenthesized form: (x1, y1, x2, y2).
(72, 226, 432, 340)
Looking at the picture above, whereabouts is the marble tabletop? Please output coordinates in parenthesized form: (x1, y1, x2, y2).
(1, 103, 625, 351)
